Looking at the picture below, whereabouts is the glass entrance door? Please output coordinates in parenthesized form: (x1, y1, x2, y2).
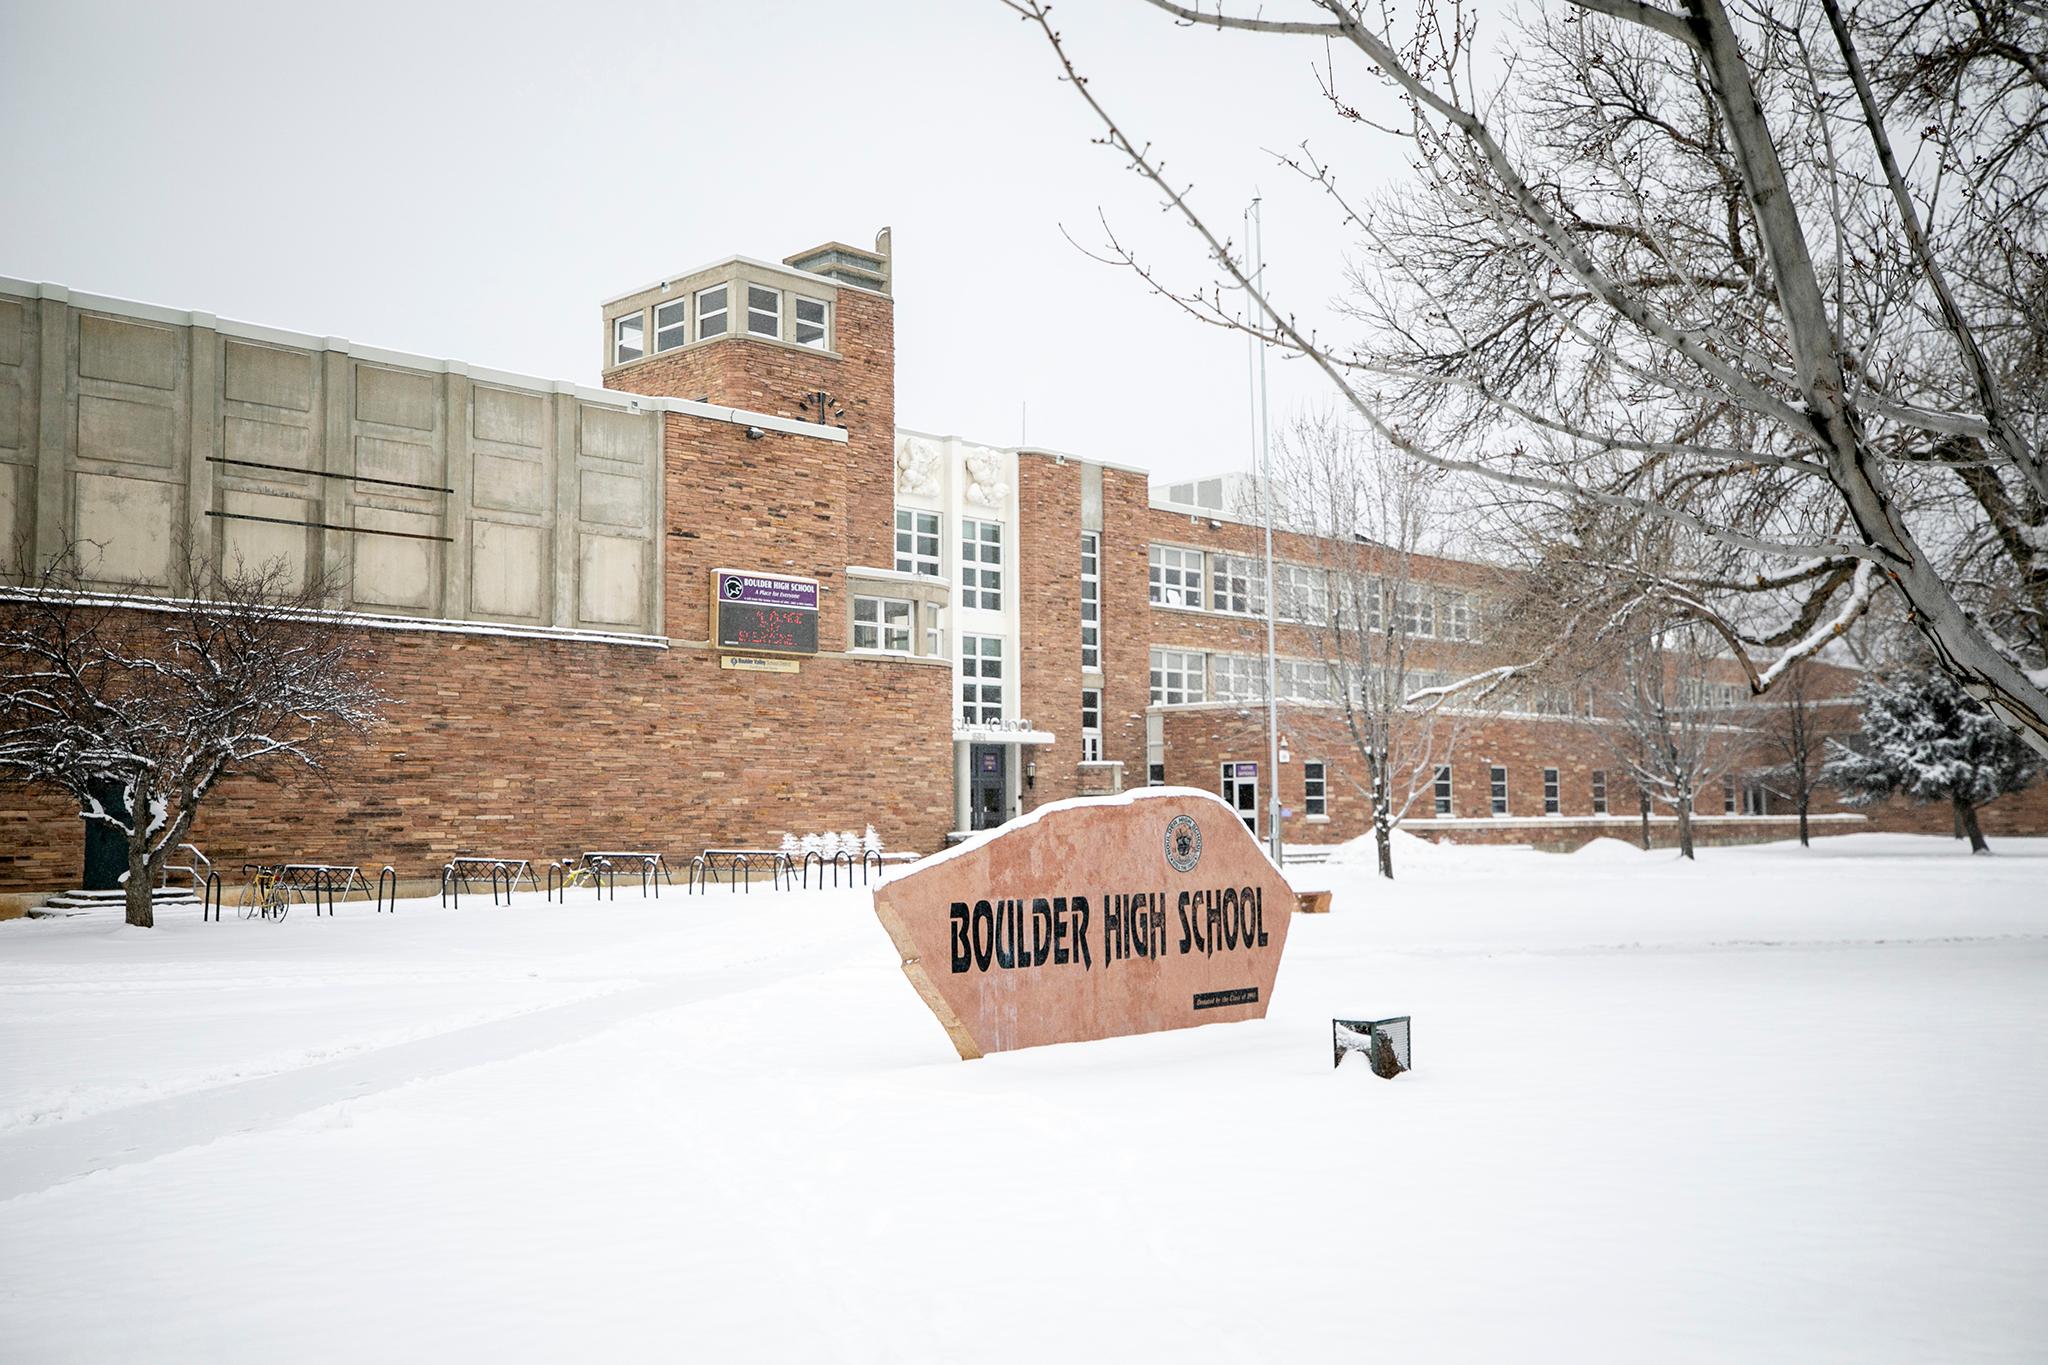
(970, 744, 1008, 831)
(1220, 762, 1258, 837)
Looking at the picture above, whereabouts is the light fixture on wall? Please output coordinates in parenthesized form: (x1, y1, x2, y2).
(1026, 759, 1037, 790)
(745, 426, 765, 440)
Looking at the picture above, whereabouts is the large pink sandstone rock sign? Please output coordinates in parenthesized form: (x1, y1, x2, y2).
(872, 789, 1298, 1059)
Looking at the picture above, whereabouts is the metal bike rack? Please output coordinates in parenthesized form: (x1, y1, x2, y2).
(376, 866, 398, 913)
(801, 851, 824, 889)
(862, 849, 883, 886)
(489, 862, 511, 907)
(309, 870, 336, 918)
(546, 861, 566, 904)
(687, 856, 710, 894)
(441, 864, 459, 909)
(771, 852, 796, 891)
(201, 870, 223, 923)
(731, 853, 750, 893)
(831, 850, 855, 888)
(594, 857, 616, 902)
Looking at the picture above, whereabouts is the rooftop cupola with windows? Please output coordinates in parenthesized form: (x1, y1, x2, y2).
(598, 228, 894, 413)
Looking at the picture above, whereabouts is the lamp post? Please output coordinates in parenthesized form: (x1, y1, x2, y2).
(1247, 196, 1283, 865)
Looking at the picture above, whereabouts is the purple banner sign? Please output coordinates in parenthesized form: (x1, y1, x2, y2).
(717, 571, 819, 610)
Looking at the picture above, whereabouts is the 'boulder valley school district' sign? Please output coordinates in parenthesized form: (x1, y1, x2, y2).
(871, 789, 1298, 1059)
(713, 569, 819, 656)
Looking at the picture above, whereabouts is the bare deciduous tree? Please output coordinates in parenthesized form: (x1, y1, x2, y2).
(1262, 413, 1507, 877)
(1003, 0, 2048, 756)
(1602, 625, 1735, 859)
(1747, 657, 1849, 846)
(0, 545, 384, 927)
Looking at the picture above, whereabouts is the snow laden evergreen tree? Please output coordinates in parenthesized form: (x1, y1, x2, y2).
(1824, 669, 2039, 853)
(0, 542, 383, 927)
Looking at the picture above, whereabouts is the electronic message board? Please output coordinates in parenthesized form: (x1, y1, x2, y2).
(713, 570, 819, 656)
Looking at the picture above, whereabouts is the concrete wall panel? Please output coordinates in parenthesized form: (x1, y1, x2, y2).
(577, 405, 648, 463)
(222, 340, 314, 412)
(351, 506, 439, 612)
(355, 365, 435, 431)
(471, 520, 545, 620)
(578, 469, 645, 528)
(223, 415, 309, 471)
(577, 533, 644, 626)
(76, 394, 177, 468)
(0, 377, 19, 451)
(355, 435, 441, 489)
(0, 298, 23, 367)
(77, 315, 176, 390)
(221, 489, 310, 588)
(473, 386, 544, 447)
(471, 451, 546, 514)
(74, 471, 178, 584)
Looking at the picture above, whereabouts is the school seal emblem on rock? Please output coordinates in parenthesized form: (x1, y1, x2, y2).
(1164, 813, 1203, 873)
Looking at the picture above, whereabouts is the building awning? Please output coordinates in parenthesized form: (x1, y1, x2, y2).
(953, 728, 1058, 746)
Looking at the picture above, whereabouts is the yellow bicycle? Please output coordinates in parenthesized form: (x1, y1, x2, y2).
(236, 865, 297, 921)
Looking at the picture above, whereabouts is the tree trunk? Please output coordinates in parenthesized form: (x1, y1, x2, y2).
(1675, 801, 1696, 860)
(1374, 808, 1395, 881)
(1956, 797, 1990, 854)
(1797, 791, 1810, 848)
(1953, 802, 1966, 839)
(1638, 794, 1652, 850)
(124, 834, 154, 929)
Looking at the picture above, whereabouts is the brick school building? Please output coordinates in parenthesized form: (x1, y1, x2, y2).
(2, 228, 2041, 905)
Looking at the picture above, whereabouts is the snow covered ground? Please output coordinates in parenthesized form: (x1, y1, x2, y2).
(2, 833, 2043, 1363)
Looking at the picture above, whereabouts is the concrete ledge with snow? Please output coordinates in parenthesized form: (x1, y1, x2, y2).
(0, 831, 2043, 1362)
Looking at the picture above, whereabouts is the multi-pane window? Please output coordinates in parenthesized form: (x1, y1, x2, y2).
(1364, 577, 1385, 632)
(746, 285, 781, 338)
(1080, 533, 1100, 670)
(1210, 654, 1261, 703)
(1397, 589, 1436, 638)
(1150, 648, 1205, 706)
(1081, 688, 1102, 762)
(1434, 765, 1454, 815)
(696, 285, 728, 338)
(1591, 769, 1608, 815)
(961, 519, 1002, 610)
(1276, 658, 1332, 703)
(654, 298, 689, 353)
(1210, 553, 1266, 616)
(1543, 767, 1561, 815)
(1441, 592, 1474, 642)
(1149, 545, 1204, 609)
(1723, 776, 1737, 814)
(852, 596, 912, 653)
(794, 295, 828, 348)
(1275, 563, 1328, 623)
(1148, 762, 1166, 787)
(960, 635, 1003, 724)
(1303, 761, 1328, 818)
(894, 509, 940, 577)
(613, 313, 645, 365)
(1490, 765, 1509, 815)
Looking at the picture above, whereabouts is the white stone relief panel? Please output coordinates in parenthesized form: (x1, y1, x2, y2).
(894, 433, 941, 496)
(962, 445, 1011, 508)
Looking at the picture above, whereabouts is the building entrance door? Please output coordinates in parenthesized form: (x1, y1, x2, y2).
(1220, 762, 1258, 837)
(970, 744, 1008, 831)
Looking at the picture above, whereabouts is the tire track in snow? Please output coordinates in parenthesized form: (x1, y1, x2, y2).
(0, 939, 852, 1204)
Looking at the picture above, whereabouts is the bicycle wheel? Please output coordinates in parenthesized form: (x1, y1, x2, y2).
(237, 881, 266, 920)
(264, 884, 294, 922)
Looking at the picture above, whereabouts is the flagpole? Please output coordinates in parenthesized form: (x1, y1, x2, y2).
(1248, 196, 1284, 865)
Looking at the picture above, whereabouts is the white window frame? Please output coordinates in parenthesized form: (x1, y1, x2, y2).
(653, 298, 689, 353)
(1148, 544, 1204, 610)
(1210, 553, 1266, 617)
(960, 518, 1003, 611)
(746, 284, 781, 339)
(960, 634, 1004, 725)
(1434, 765, 1453, 816)
(1210, 653, 1262, 703)
(1723, 776, 1738, 814)
(1303, 760, 1328, 819)
(895, 508, 940, 578)
(1080, 688, 1103, 762)
(1490, 765, 1509, 816)
(1149, 648, 1205, 706)
(852, 595, 913, 654)
(1397, 589, 1436, 638)
(1591, 769, 1609, 815)
(696, 285, 728, 339)
(1543, 767, 1561, 815)
(1080, 532, 1100, 670)
(1275, 563, 1327, 623)
(612, 312, 645, 366)
(793, 294, 829, 349)
(1441, 592, 1475, 642)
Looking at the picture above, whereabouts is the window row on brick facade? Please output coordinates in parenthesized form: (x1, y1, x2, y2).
(1146, 543, 1480, 640)
(614, 283, 830, 365)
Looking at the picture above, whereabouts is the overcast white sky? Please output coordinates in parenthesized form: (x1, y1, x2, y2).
(0, 0, 1414, 480)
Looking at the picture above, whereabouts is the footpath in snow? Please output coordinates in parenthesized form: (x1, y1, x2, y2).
(0, 832, 2043, 1363)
